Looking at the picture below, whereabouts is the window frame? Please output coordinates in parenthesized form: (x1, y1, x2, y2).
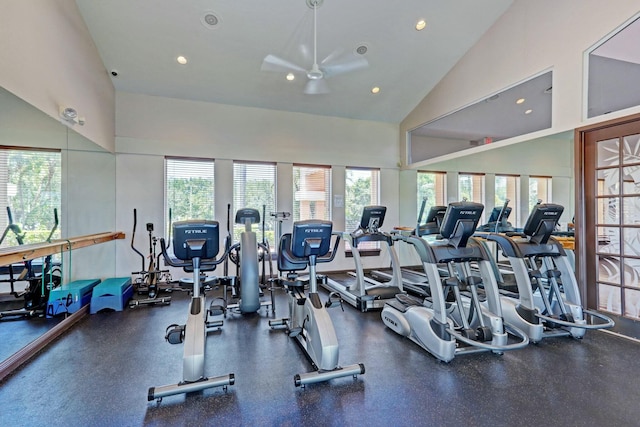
(232, 160, 277, 246)
(165, 156, 215, 237)
(0, 146, 62, 247)
(293, 163, 332, 222)
(345, 167, 381, 254)
(495, 174, 521, 227)
(417, 170, 446, 220)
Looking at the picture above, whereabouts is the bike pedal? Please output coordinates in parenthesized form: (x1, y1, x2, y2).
(325, 292, 344, 311)
(165, 324, 185, 344)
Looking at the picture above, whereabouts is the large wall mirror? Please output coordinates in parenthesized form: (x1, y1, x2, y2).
(0, 86, 116, 371)
(408, 71, 553, 163)
(587, 14, 640, 118)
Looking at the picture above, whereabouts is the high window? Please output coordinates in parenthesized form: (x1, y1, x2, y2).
(233, 161, 276, 244)
(495, 174, 520, 227)
(293, 164, 331, 221)
(417, 171, 446, 216)
(458, 173, 486, 221)
(529, 176, 552, 212)
(0, 147, 61, 246)
(345, 168, 380, 234)
(165, 158, 215, 235)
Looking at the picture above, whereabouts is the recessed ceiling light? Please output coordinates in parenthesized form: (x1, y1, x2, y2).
(516, 98, 525, 104)
(371, 87, 380, 94)
(286, 73, 295, 81)
(355, 45, 368, 55)
(202, 12, 219, 28)
(525, 109, 533, 114)
(415, 19, 427, 31)
(177, 56, 188, 65)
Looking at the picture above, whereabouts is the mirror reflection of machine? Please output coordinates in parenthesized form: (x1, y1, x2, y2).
(129, 209, 172, 308)
(0, 207, 62, 320)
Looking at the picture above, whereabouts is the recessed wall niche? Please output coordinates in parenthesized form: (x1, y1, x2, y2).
(588, 15, 640, 118)
(409, 71, 553, 164)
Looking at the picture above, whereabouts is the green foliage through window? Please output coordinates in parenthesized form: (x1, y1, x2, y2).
(0, 148, 61, 247)
(165, 158, 215, 236)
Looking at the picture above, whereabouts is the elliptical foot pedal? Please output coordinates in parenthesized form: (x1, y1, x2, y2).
(395, 293, 422, 307)
(476, 326, 493, 342)
(288, 327, 302, 337)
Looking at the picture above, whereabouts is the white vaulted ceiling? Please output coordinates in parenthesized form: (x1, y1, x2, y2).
(75, 0, 514, 123)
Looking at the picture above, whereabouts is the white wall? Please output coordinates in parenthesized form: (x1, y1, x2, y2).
(64, 149, 117, 279)
(114, 92, 401, 275)
(410, 135, 472, 163)
(0, 0, 115, 152)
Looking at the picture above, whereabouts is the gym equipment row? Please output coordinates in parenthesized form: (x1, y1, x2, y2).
(381, 200, 613, 363)
(476, 202, 614, 342)
(382, 201, 530, 362)
(148, 216, 364, 402)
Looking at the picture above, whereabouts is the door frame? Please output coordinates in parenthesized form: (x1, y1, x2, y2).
(575, 112, 640, 336)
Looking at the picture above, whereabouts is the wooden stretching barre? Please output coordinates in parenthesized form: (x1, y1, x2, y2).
(0, 231, 125, 266)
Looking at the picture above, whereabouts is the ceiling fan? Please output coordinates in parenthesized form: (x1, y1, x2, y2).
(261, 0, 369, 95)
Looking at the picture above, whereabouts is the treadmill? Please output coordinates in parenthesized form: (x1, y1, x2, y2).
(322, 206, 404, 312)
(370, 203, 447, 297)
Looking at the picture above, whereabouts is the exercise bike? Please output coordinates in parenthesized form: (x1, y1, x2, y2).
(269, 220, 365, 387)
(129, 209, 172, 307)
(382, 202, 529, 362)
(148, 219, 234, 402)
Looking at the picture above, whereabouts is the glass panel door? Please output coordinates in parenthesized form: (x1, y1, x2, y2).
(583, 119, 640, 336)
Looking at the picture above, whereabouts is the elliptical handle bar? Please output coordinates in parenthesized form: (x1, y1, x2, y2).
(131, 209, 146, 272)
(45, 208, 59, 243)
(495, 199, 510, 234)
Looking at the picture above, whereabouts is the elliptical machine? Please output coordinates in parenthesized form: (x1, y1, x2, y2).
(383, 199, 447, 297)
(224, 207, 274, 315)
(148, 220, 234, 402)
(480, 203, 614, 342)
(415, 197, 447, 237)
(476, 199, 516, 233)
(381, 202, 529, 362)
(129, 209, 172, 307)
(269, 220, 365, 386)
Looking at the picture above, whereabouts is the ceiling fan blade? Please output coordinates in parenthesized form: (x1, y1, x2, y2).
(261, 54, 307, 73)
(304, 78, 330, 95)
(320, 50, 369, 78)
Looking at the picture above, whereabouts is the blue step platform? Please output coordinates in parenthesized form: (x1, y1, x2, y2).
(90, 277, 133, 314)
(46, 279, 101, 318)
